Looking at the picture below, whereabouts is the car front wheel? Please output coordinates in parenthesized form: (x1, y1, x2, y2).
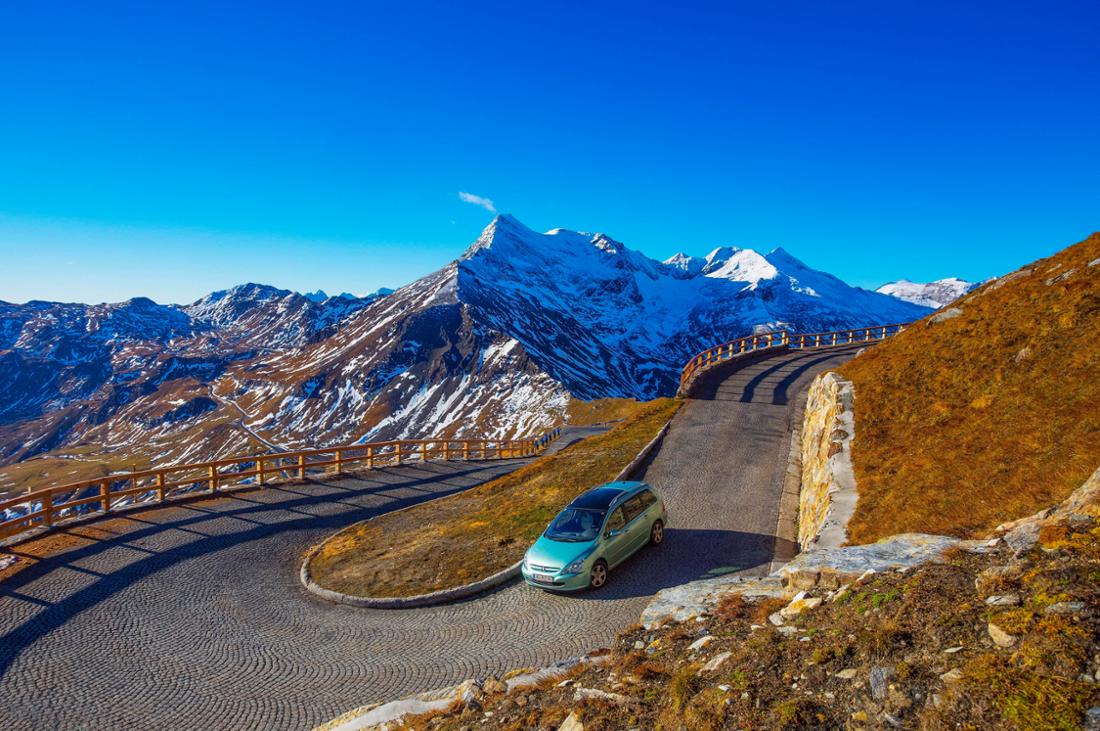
(589, 560, 608, 590)
(650, 520, 664, 546)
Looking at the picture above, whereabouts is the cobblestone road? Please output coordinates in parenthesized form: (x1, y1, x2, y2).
(0, 349, 855, 730)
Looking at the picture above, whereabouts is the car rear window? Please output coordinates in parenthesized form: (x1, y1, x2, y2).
(638, 489, 657, 508)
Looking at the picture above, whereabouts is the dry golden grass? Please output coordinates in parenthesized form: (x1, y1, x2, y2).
(308, 398, 680, 598)
(565, 397, 647, 426)
(840, 232, 1100, 542)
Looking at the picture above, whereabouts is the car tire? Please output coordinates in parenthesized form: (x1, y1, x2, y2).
(650, 520, 664, 546)
(589, 559, 608, 590)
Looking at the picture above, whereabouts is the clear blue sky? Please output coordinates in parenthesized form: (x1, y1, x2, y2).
(1, 1, 1097, 305)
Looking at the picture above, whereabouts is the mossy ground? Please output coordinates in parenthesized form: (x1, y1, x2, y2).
(307, 398, 680, 598)
(406, 511, 1100, 731)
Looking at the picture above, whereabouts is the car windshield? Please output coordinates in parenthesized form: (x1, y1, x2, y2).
(545, 508, 606, 542)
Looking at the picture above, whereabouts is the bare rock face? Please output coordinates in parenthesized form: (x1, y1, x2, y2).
(987, 622, 1017, 648)
(641, 575, 790, 629)
(930, 306, 963, 323)
(779, 533, 974, 591)
(799, 372, 858, 549)
(558, 711, 584, 731)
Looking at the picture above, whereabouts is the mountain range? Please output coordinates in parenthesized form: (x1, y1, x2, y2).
(0, 215, 944, 493)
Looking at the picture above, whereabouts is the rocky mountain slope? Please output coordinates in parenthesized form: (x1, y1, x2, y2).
(0, 215, 930, 494)
(876, 277, 978, 308)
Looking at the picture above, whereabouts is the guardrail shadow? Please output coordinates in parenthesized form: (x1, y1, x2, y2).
(692, 346, 863, 405)
(0, 459, 530, 679)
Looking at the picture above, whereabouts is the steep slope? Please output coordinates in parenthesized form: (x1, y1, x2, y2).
(876, 277, 978, 308)
(840, 232, 1100, 541)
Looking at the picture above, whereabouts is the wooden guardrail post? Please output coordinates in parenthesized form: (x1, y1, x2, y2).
(42, 492, 53, 527)
(463, 440, 470, 460)
(296, 454, 305, 480)
(396, 442, 403, 465)
(208, 465, 218, 493)
(335, 449, 343, 474)
(421, 441, 428, 462)
(157, 471, 166, 500)
(256, 459, 265, 487)
(367, 446, 374, 469)
(101, 480, 111, 512)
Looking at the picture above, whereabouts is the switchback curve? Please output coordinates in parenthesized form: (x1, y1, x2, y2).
(0, 348, 859, 730)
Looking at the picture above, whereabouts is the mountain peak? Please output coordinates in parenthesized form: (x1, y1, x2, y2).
(663, 252, 706, 277)
(701, 246, 779, 285)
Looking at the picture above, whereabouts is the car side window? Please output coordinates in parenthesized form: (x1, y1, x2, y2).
(638, 490, 657, 508)
(605, 507, 626, 533)
(622, 495, 644, 523)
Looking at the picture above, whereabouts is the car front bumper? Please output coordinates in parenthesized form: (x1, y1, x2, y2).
(520, 564, 590, 592)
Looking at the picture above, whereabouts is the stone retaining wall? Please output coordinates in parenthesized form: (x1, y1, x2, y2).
(798, 371, 858, 549)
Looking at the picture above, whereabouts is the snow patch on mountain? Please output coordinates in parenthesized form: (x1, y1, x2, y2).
(876, 278, 978, 309)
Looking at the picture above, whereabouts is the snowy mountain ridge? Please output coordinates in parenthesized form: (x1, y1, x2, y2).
(1, 214, 936, 494)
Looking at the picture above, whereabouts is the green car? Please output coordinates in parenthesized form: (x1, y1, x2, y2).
(521, 481, 667, 591)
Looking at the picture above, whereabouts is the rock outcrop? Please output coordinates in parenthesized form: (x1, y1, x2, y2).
(798, 371, 857, 548)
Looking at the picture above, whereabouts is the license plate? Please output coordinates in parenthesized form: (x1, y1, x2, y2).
(532, 573, 555, 584)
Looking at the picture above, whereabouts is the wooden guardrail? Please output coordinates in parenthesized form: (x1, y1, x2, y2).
(0, 427, 562, 543)
(679, 323, 908, 393)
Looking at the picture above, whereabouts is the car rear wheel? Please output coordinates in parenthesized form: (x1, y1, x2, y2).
(650, 520, 664, 546)
(589, 560, 608, 589)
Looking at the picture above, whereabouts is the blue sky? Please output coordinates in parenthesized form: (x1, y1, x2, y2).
(1, 1, 1097, 304)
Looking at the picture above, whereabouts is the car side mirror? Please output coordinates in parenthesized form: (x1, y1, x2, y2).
(606, 528, 623, 539)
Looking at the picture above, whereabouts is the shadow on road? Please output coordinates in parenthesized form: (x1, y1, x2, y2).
(501, 528, 796, 604)
(0, 460, 528, 679)
(690, 345, 864, 404)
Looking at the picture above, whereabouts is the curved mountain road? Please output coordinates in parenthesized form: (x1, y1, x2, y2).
(0, 347, 858, 730)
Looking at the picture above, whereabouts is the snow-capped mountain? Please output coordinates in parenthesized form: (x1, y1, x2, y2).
(876, 277, 978, 309)
(303, 290, 360, 303)
(0, 215, 931, 493)
(184, 283, 382, 349)
(461, 216, 926, 399)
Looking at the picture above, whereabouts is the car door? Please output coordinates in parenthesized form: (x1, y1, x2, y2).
(602, 507, 630, 567)
(620, 495, 649, 554)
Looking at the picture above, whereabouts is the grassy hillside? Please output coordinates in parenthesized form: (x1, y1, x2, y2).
(840, 232, 1100, 542)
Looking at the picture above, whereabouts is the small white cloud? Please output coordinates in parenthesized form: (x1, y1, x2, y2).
(458, 191, 496, 214)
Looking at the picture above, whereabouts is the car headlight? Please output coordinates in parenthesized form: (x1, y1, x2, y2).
(564, 556, 589, 574)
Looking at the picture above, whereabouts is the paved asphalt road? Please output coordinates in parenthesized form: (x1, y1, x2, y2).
(0, 348, 857, 730)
